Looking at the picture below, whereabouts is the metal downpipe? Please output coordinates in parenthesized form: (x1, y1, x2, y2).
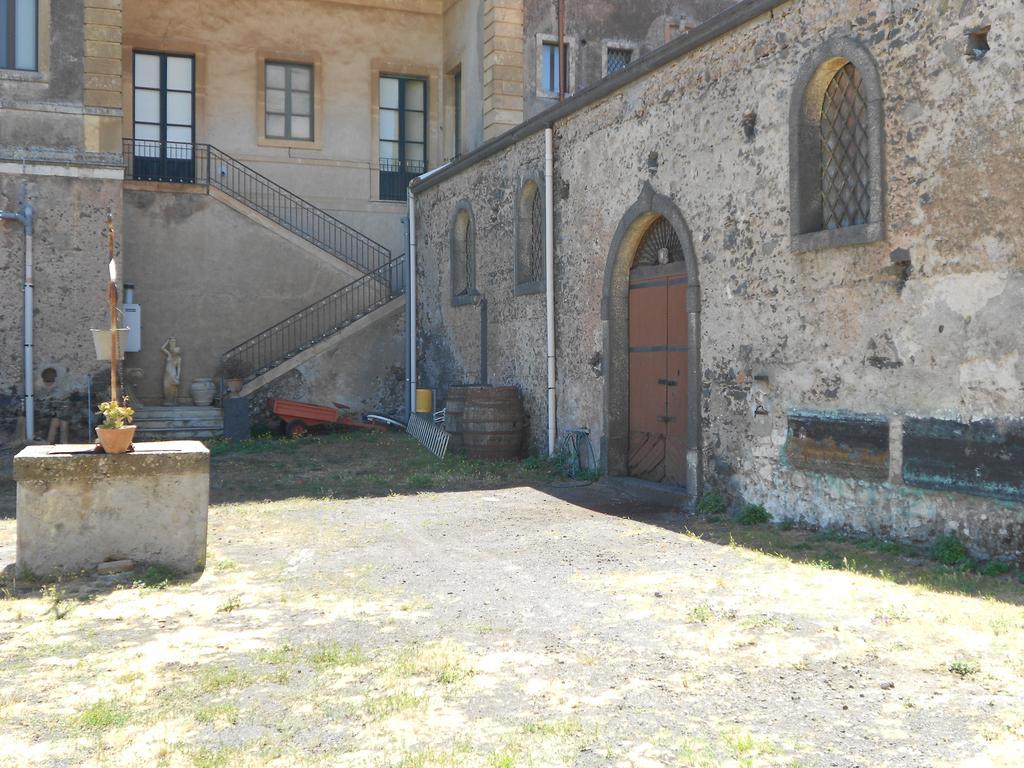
(544, 128, 557, 456)
(1, 204, 34, 441)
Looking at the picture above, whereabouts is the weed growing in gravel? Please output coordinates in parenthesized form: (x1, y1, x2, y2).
(396, 742, 471, 768)
(139, 565, 175, 589)
(948, 656, 981, 677)
(687, 603, 715, 623)
(41, 584, 72, 620)
(395, 640, 473, 685)
(363, 690, 427, 719)
(197, 666, 255, 693)
(217, 594, 242, 612)
(74, 699, 130, 732)
(737, 503, 770, 525)
(309, 641, 367, 669)
(981, 560, 1011, 577)
(194, 702, 239, 724)
(255, 642, 302, 666)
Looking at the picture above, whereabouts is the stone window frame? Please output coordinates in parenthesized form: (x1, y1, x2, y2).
(535, 32, 577, 99)
(450, 200, 478, 307)
(513, 170, 545, 296)
(0, 0, 49, 83)
(789, 37, 886, 253)
(601, 40, 638, 78)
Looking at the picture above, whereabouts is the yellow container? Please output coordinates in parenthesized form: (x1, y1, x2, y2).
(415, 388, 434, 414)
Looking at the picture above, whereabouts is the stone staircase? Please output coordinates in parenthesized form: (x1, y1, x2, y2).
(133, 406, 224, 441)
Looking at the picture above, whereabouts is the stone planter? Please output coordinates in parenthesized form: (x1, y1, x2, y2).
(225, 378, 244, 396)
(95, 425, 136, 454)
(190, 378, 216, 406)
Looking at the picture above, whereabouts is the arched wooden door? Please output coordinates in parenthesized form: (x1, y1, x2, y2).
(628, 218, 688, 485)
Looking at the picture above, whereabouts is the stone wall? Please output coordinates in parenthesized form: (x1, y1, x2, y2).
(413, 0, 1024, 561)
(122, 188, 363, 404)
(0, 173, 124, 442)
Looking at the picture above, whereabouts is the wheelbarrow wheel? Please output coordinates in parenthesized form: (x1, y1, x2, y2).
(285, 420, 307, 438)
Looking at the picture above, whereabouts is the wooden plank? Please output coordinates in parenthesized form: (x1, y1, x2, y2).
(785, 413, 889, 480)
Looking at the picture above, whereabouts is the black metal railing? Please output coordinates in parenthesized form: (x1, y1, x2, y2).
(379, 157, 425, 202)
(124, 139, 392, 272)
(220, 256, 406, 382)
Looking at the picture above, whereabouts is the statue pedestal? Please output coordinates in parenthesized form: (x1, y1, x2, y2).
(14, 441, 209, 578)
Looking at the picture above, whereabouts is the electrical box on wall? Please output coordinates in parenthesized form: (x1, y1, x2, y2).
(123, 304, 142, 352)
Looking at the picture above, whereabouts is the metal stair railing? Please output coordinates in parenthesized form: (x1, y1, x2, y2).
(221, 256, 406, 382)
(124, 138, 392, 273)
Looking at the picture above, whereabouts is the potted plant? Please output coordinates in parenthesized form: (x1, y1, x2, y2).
(96, 399, 136, 454)
(217, 357, 252, 396)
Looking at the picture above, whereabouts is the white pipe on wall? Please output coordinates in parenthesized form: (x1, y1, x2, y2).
(407, 188, 417, 417)
(1, 203, 34, 441)
(544, 128, 557, 456)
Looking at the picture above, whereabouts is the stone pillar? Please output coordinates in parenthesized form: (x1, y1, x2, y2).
(482, 0, 525, 141)
(83, 0, 123, 155)
(15, 441, 209, 578)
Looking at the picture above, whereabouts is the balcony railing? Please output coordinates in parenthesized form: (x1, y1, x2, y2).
(379, 157, 425, 202)
(221, 256, 406, 382)
(124, 139, 392, 273)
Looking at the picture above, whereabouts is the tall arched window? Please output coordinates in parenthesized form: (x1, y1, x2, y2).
(514, 174, 545, 294)
(790, 38, 885, 252)
(450, 203, 476, 305)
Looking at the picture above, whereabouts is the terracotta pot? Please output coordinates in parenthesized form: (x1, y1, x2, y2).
(225, 378, 244, 395)
(190, 378, 216, 406)
(96, 425, 136, 454)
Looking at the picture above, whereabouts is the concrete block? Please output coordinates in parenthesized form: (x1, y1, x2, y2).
(15, 441, 209, 578)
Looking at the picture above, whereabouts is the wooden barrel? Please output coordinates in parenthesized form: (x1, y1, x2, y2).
(462, 386, 524, 460)
(444, 385, 470, 452)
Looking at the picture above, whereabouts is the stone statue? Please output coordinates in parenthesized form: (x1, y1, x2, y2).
(161, 338, 182, 406)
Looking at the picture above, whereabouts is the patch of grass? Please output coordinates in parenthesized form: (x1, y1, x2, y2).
(687, 603, 715, 624)
(212, 559, 238, 572)
(216, 594, 242, 612)
(396, 742, 472, 768)
(981, 560, 1011, 577)
(74, 699, 130, 732)
(194, 702, 240, 725)
(190, 746, 243, 768)
(948, 656, 981, 677)
(395, 640, 473, 685)
(406, 473, 435, 490)
(139, 565, 176, 589)
(309, 641, 367, 670)
(255, 642, 302, 666)
(521, 717, 583, 737)
(737, 503, 770, 526)
(363, 690, 427, 720)
(196, 666, 255, 693)
(697, 490, 727, 516)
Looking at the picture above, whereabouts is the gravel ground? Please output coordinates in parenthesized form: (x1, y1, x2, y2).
(0, 436, 1022, 767)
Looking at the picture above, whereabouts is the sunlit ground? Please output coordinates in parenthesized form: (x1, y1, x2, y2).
(1, 432, 1022, 767)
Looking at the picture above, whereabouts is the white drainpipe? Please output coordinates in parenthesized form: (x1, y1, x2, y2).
(544, 128, 557, 456)
(1, 203, 34, 442)
(406, 187, 418, 416)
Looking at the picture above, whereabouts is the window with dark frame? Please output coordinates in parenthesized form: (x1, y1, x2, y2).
(1, 0, 37, 71)
(606, 47, 632, 76)
(379, 75, 427, 201)
(131, 51, 195, 183)
(819, 62, 870, 230)
(453, 69, 462, 159)
(265, 61, 314, 141)
(541, 41, 562, 94)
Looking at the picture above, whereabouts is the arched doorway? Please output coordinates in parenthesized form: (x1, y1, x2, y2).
(627, 217, 688, 483)
(603, 184, 700, 494)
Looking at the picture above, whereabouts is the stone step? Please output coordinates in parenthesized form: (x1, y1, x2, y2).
(133, 406, 223, 440)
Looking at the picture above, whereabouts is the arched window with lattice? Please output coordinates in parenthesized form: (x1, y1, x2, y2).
(514, 174, 545, 294)
(450, 202, 477, 305)
(790, 38, 885, 252)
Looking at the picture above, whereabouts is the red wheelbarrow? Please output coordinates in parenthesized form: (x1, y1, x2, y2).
(270, 398, 392, 437)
